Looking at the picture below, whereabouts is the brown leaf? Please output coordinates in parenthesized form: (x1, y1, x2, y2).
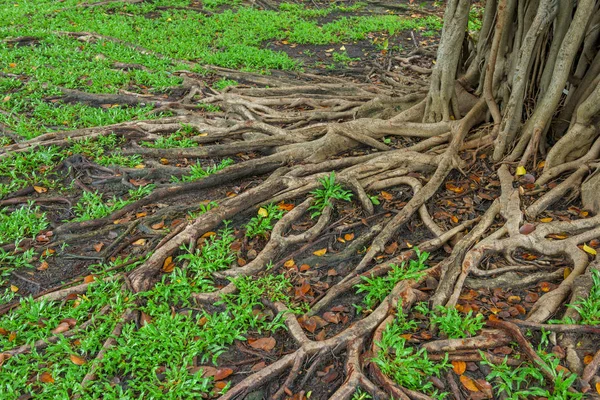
(69, 354, 86, 366)
(37, 261, 49, 271)
(384, 242, 398, 255)
(519, 223, 536, 235)
(445, 182, 465, 194)
(214, 381, 227, 389)
(83, 275, 95, 283)
(315, 330, 326, 341)
(284, 259, 295, 268)
(93, 242, 104, 252)
(344, 233, 354, 241)
(452, 360, 466, 375)
(584, 354, 594, 364)
(214, 368, 234, 381)
(39, 371, 54, 384)
(251, 361, 266, 371)
(52, 322, 70, 334)
(323, 312, 340, 324)
(460, 375, 480, 392)
(299, 264, 310, 272)
(321, 369, 339, 383)
(539, 282, 552, 292)
(327, 269, 338, 276)
(237, 258, 247, 267)
(33, 186, 48, 193)
(162, 256, 175, 273)
(140, 312, 152, 326)
(248, 337, 276, 352)
(299, 316, 317, 333)
(380, 191, 393, 201)
(8, 332, 16, 342)
(0, 328, 7, 336)
(295, 282, 311, 297)
(60, 318, 77, 328)
(151, 221, 165, 230)
(278, 202, 295, 211)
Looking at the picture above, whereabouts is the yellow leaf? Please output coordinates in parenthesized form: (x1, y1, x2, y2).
(539, 217, 553, 223)
(162, 256, 174, 272)
(313, 248, 327, 256)
(284, 259, 295, 268)
(452, 361, 466, 375)
(201, 231, 216, 238)
(564, 267, 572, 279)
(516, 166, 527, 176)
(33, 186, 48, 193)
(133, 239, 146, 246)
(197, 133, 208, 137)
(134, 164, 145, 169)
(10, 285, 18, 293)
(583, 244, 597, 255)
(160, 158, 169, 165)
(460, 375, 480, 392)
(596, 381, 600, 395)
(257, 207, 269, 218)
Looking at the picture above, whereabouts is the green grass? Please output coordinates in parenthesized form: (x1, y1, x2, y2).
(309, 171, 353, 218)
(71, 185, 154, 222)
(244, 202, 286, 238)
(0, 202, 49, 245)
(171, 158, 234, 183)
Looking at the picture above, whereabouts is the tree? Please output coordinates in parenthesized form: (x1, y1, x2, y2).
(4, 0, 600, 397)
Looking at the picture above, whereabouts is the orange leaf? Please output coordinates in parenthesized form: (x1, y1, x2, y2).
(162, 256, 175, 273)
(460, 375, 480, 392)
(384, 242, 398, 255)
(299, 264, 310, 272)
(539, 217, 553, 223)
(8, 332, 16, 342)
(133, 239, 146, 246)
(201, 231, 216, 238)
(214, 381, 227, 389)
(344, 233, 354, 241)
(452, 361, 466, 375)
(445, 183, 465, 194)
(380, 191, 393, 201)
(39, 371, 54, 384)
(33, 186, 48, 193)
(37, 261, 49, 271)
(151, 221, 165, 230)
(540, 282, 552, 292)
(93, 243, 104, 252)
(214, 368, 234, 380)
(595, 381, 600, 394)
(69, 354, 86, 366)
(313, 248, 327, 256)
(248, 337, 276, 351)
(9, 285, 18, 293)
(584, 354, 594, 364)
(278, 202, 295, 211)
(83, 275, 95, 283)
(284, 259, 295, 268)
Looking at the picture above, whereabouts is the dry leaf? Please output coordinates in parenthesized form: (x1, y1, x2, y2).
(133, 239, 146, 246)
(83, 275, 95, 283)
(69, 354, 86, 366)
(564, 267, 572, 279)
(278, 202, 295, 211)
(452, 361, 466, 375)
(214, 368, 234, 380)
(595, 381, 600, 395)
(313, 248, 327, 256)
(251, 361, 266, 371)
(323, 312, 340, 324)
(327, 269, 338, 276)
(39, 371, 54, 384)
(162, 256, 175, 273)
(248, 337, 276, 351)
(583, 354, 594, 364)
(445, 183, 465, 194)
(299, 264, 310, 272)
(201, 231, 216, 238)
(52, 322, 70, 334)
(9, 285, 18, 293)
(151, 221, 165, 230)
(37, 261, 49, 271)
(136, 212, 147, 218)
(519, 223, 536, 235)
(93, 243, 104, 252)
(380, 191, 393, 201)
(516, 166, 527, 176)
(344, 233, 354, 241)
(33, 186, 48, 193)
(539, 217, 553, 223)
(384, 242, 398, 255)
(160, 158, 169, 165)
(8, 332, 16, 342)
(583, 243, 597, 255)
(257, 207, 269, 217)
(284, 259, 295, 268)
(237, 258, 247, 267)
(460, 375, 480, 392)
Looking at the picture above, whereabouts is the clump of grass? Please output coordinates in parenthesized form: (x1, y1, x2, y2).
(309, 171, 352, 218)
(245, 203, 286, 238)
(424, 305, 484, 339)
(567, 269, 600, 325)
(71, 185, 154, 221)
(172, 158, 234, 183)
(0, 203, 49, 245)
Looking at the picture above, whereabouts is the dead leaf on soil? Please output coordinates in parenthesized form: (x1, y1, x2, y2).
(248, 337, 276, 351)
(39, 371, 54, 383)
(33, 186, 48, 193)
(313, 248, 327, 256)
(384, 242, 398, 254)
(323, 312, 340, 324)
(344, 233, 354, 241)
(37, 261, 49, 271)
(69, 354, 86, 366)
(460, 375, 480, 391)
(452, 360, 466, 375)
(162, 256, 175, 273)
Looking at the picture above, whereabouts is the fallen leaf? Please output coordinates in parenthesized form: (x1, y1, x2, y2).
(201, 231, 216, 238)
(93, 243, 104, 252)
(151, 221, 165, 230)
(69, 354, 86, 365)
(39, 371, 54, 384)
(214, 368, 234, 380)
(278, 202, 295, 211)
(37, 261, 49, 271)
(162, 256, 175, 273)
(384, 242, 398, 254)
(583, 244, 597, 255)
(284, 259, 295, 268)
(299, 264, 310, 272)
(160, 158, 169, 165)
(0, 328, 8, 336)
(251, 361, 266, 371)
(33, 186, 47, 193)
(564, 267, 572, 279)
(133, 239, 146, 246)
(539, 217, 553, 223)
(9, 285, 18, 293)
(134, 164, 145, 169)
(248, 337, 276, 351)
(313, 248, 327, 256)
(135, 212, 147, 218)
(52, 322, 70, 334)
(539, 282, 552, 292)
(327, 269, 338, 276)
(323, 312, 340, 324)
(445, 183, 465, 194)
(214, 381, 227, 389)
(516, 166, 527, 176)
(460, 375, 480, 392)
(237, 258, 247, 267)
(83, 275, 95, 283)
(380, 191, 393, 201)
(519, 224, 536, 235)
(140, 312, 152, 326)
(299, 315, 317, 333)
(315, 329, 327, 341)
(257, 207, 269, 218)
(596, 382, 600, 395)
(344, 233, 354, 241)
(452, 361, 466, 375)
(8, 332, 16, 341)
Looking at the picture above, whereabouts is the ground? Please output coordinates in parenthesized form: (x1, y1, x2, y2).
(1, 0, 600, 399)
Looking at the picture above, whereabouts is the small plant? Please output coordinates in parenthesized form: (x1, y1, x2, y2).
(172, 158, 234, 183)
(354, 248, 429, 312)
(567, 269, 600, 325)
(140, 131, 198, 149)
(309, 172, 353, 218)
(352, 389, 372, 400)
(372, 309, 448, 397)
(428, 305, 484, 339)
(213, 78, 238, 91)
(332, 50, 360, 66)
(245, 203, 286, 238)
(189, 201, 219, 219)
(71, 185, 153, 222)
(0, 203, 49, 245)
